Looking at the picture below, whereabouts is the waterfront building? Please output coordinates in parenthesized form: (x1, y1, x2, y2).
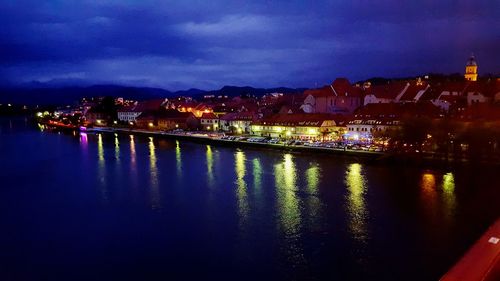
(135, 109, 199, 131)
(346, 102, 440, 140)
(200, 112, 219, 131)
(301, 78, 363, 115)
(464, 54, 478, 81)
(219, 111, 257, 134)
(250, 113, 346, 141)
(85, 108, 111, 126)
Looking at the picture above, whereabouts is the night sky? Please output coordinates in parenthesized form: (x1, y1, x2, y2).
(1, 1, 499, 90)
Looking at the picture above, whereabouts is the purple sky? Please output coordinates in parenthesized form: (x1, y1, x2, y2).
(1, 0, 499, 90)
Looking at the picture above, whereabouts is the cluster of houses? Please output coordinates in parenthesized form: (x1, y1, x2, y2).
(82, 56, 500, 142)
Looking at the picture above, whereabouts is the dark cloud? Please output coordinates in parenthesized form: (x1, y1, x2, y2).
(1, 0, 499, 90)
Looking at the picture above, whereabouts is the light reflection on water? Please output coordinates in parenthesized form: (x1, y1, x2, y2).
(97, 134, 108, 201)
(3, 118, 498, 281)
(252, 158, 262, 197)
(206, 145, 214, 187)
(421, 173, 438, 219)
(274, 153, 304, 265)
(149, 137, 160, 209)
(114, 133, 120, 162)
(80, 132, 88, 148)
(305, 164, 321, 229)
(420, 172, 457, 224)
(235, 150, 249, 224)
(275, 154, 300, 236)
(128, 135, 139, 194)
(442, 172, 456, 222)
(345, 163, 368, 244)
(130, 135, 136, 165)
(175, 140, 182, 178)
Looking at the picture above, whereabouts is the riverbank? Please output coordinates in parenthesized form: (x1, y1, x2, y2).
(87, 126, 386, 160)
(84, 126, 497, 167)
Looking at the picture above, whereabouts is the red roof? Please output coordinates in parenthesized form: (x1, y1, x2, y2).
(353, 102, 440, 119)
(137, 109, 195, 121)
(303, 87, 332, 98)
(219, 112, 257, 121)
(200, 112, 218, 119)
(399, 81, 428, 101)
(304, 78, 363, 99)
(365, 82, 407, 100)
(331, 78, 363, 97)
(467, 80, 500, 98)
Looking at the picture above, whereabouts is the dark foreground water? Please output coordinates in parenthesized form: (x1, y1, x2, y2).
(0, 118, 499, 281)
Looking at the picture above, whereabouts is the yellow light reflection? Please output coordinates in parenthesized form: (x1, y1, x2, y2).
(306, 165, 320, 193)
(274, 153, 303, 264)
(442, 172, 456, 221)
(130, 135, 136, 165)
(275, 154, 300, 235)
(114, 133, 120, 162)
(175, 140, 182, 177)
(97, 134, 107, 201)
(252, 158, 262, 191)
(421, 172, 438, 219)
(305, 164, 321, 228)
(235, 151, 248, 221)
(206, 145, 214, 187)
(149, 137, 160, 209)
(345, 163, 368, 243)
(129, 134, 138, 189)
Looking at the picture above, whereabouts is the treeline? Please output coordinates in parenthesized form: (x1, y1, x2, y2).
(379, 116, 500, 162)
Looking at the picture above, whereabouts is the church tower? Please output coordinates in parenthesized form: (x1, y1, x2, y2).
(464, 54, 478, 81)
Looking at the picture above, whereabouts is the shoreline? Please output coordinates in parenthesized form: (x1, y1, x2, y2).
(32, 119, 497, 167)
(83, 126, 496, 167)
(87, 126, 384, 157)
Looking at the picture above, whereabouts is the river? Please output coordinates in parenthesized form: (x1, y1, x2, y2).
(0, 117, 498, 281)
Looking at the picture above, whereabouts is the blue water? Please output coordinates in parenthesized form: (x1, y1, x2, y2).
(0, 117, 498, 281)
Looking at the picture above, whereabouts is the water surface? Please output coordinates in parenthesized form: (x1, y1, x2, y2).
(0, 118, 498, 281)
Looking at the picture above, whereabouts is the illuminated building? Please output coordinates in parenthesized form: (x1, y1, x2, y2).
(251, 113, 345, 140)
(464, 54, 478, 81)
(200, 112, 220, 131)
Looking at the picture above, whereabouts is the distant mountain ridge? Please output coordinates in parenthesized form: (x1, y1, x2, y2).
(0, 84, 307, 106)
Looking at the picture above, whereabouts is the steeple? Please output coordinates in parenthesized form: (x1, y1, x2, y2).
(464, 54, 478, 81)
